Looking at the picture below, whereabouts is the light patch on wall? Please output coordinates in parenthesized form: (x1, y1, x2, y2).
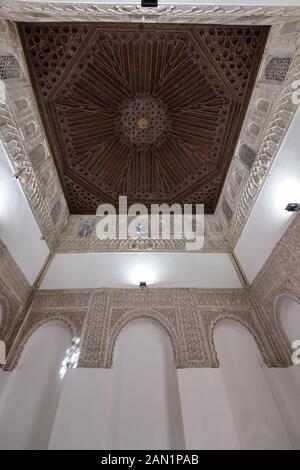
(273, 175, 300, 217)
(128, 262, 157, 287)
(41, 252, 242, 289)
(59, 337, 80, 379)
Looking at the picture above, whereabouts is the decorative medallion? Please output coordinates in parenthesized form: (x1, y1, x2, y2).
(120, 96, 168, 146)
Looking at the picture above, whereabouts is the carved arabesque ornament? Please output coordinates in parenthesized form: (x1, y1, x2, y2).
(5, 287, 292, 370)
(251, 215, 300, 360)
(0, 21, 69, 249)
(1, 3, 300, 25)
(4, 289, 90, 370)
(0, 83, 58, 248)
(0, 239, 31, 353)
(226, 45, 300, 248)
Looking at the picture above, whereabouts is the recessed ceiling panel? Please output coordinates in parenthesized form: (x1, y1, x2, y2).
(19, 23, 269, 213)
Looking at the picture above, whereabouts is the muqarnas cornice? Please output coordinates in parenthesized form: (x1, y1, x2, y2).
(0, 239, 31, 352)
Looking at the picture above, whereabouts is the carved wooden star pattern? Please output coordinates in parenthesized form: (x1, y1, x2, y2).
(19, 23, 268, 213)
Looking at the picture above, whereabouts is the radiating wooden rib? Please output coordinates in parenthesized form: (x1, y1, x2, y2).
(19, 23, 268, 213)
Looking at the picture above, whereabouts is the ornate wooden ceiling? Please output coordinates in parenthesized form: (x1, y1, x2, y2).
(19, 23, 268, 214)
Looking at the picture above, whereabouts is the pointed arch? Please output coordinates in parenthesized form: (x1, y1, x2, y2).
(274, 292, 300, 349)
(209, 313, 270, 367)
(105, 308, 182, 368)
(5, 313, 84, 370)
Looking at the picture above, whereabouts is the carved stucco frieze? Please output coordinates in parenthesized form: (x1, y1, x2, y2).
(1, 3, 300, 25)
(0, 239, 31, 346)
(251, 215, 300, 360)
(0, 80, 59, 248)
(5, 286, 292, 370)
(0, 21, 68, 249)
(4, 288, 90, 369)
(226, 45, 300, 247)
(217, 21, 300, 237)
(5, 310, 86, 370)
(56, 214, 230, 253)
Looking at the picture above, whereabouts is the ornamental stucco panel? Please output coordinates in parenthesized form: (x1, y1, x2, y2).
(5, 286, 293, 370)
(251, 215, 300, 359)
(4, 288, 90, 370)
(1, 3, 300, 25)
(0, 239, 31, 352)
(0, 21, 68, 249)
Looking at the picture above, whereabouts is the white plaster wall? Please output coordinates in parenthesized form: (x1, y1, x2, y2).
(178, 368, 240, 449)
(264, 367, 300, 450)
(235, 107, 300, 283)
(0, 141, 49, 284)
(0, 321, 72, 450)
(3, 310, 300, 450)
(49, 313, 300, 450)
(0, 305, 5, 383)
(49, 369, 111, 450)
(214, 319, 292, 449)
(0, 371, 10, 405)
(104, 319, 185, 450)
(41, 252, 241, 289)
(50, 319, 185, 450)
(278, 296, 300, 344)
(263, 298, 300, 449)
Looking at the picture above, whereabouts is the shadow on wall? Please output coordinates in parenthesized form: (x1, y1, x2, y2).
(278, 296, 300, 345)
(104, 318, 186, 450)
(0, 321, 72, 450)
(265, 296, 300, 450)
(214, 317, 300, 450)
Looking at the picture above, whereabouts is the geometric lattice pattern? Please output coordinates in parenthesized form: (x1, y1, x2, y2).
(265, 57, 292, 82)
(239, 143, 256, 170)
(0, 53, 21, 80)
(19, 23, 268, 214)
(222, 198, 233, 222)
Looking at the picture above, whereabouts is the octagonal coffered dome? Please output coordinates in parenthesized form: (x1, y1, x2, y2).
(19, 23, 268, 213)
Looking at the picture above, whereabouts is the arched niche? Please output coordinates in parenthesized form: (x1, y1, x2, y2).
(0, 320, 72, 450)
(271, 295, 300, 449)
(209, 314, 270, 368)
(213, 318, 264, 367)
(106, 309, 181, 368)
(6, 313, 82, 371)
(276, 295, 300, 345)
(104, 318, 185, 450)
(213, 319, 292, 450)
